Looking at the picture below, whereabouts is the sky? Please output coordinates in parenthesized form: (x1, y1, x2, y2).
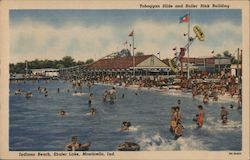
(10, 9, 242, 63)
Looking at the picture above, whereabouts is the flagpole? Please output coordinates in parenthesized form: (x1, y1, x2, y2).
(187, 10, 190, 79)
(132, 31, 135, 78)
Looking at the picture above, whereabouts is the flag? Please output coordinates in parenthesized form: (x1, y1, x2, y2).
(179, 14, 189, 23)
(128, 30, 134, 36)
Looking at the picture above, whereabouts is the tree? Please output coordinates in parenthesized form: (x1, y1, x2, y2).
(135, 52, 144, 56)
(9, 56, 85, 73)
(62, 56, 75, 68)
(9, 64, 15, 73)
(85, 59, 94, 64)
(222, 50, 232, 58)
(213, 50, 239, 64)
(56, 63, 65, 69)
(214, 53, 222, 58)
(14, 62, 26, 74)
(76, 61, 85, 66)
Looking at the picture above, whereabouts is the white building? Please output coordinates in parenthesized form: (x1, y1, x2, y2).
(31, 68, 59, 77)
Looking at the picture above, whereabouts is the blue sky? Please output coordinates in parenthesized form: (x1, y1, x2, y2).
(10, 9, 242, 63)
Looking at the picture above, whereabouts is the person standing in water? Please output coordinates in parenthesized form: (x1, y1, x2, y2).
(109, 87, 116, 104)
(87, 81, 92, 92)
(174, 120, 184, 140)
(103, 90, 108, 102)
(203, 94, 209, 104)
(175, 106, 182, 122)
(88, 93, 93, 107)
(176, 100, 182, 121)
(170, 106, 177, 133)
(197, 105, 204, 128)
(220, 106, 228, 125)
(177, 99, 181, 107)
(65, 136, 80, 151)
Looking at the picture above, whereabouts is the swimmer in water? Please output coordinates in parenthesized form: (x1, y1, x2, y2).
(15, 89, 22, 95)
(230, 104, 234, 109)
(120, 121, 131, 131)
(59, 109, 66, 116)
(90, 108, 96, 116)
(44, 91, 48, 97)
(25, 92, 32, 98)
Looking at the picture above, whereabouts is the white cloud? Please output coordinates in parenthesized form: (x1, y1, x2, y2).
(10, 19, 241, 63)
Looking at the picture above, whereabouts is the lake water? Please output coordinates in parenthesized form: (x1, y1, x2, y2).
(9, 80, 242, 151)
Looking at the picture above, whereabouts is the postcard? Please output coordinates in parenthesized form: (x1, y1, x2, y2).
(0, 0, 249, 160)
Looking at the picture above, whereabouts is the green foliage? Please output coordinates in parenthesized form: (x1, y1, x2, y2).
(9, 56, 94, 74)
(213, 50, 239, 64)
(85, 59, 94, 64)
(135, 52, 144, 56)
(76, 61, 85, 65)
(62, 56, 75, 68)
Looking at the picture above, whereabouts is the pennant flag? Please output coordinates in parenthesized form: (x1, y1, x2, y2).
(128, 30, 134, 36)
(179, 14, 189, 23)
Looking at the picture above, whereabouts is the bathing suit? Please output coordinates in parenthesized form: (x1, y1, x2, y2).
(197, 112, 204, 127)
